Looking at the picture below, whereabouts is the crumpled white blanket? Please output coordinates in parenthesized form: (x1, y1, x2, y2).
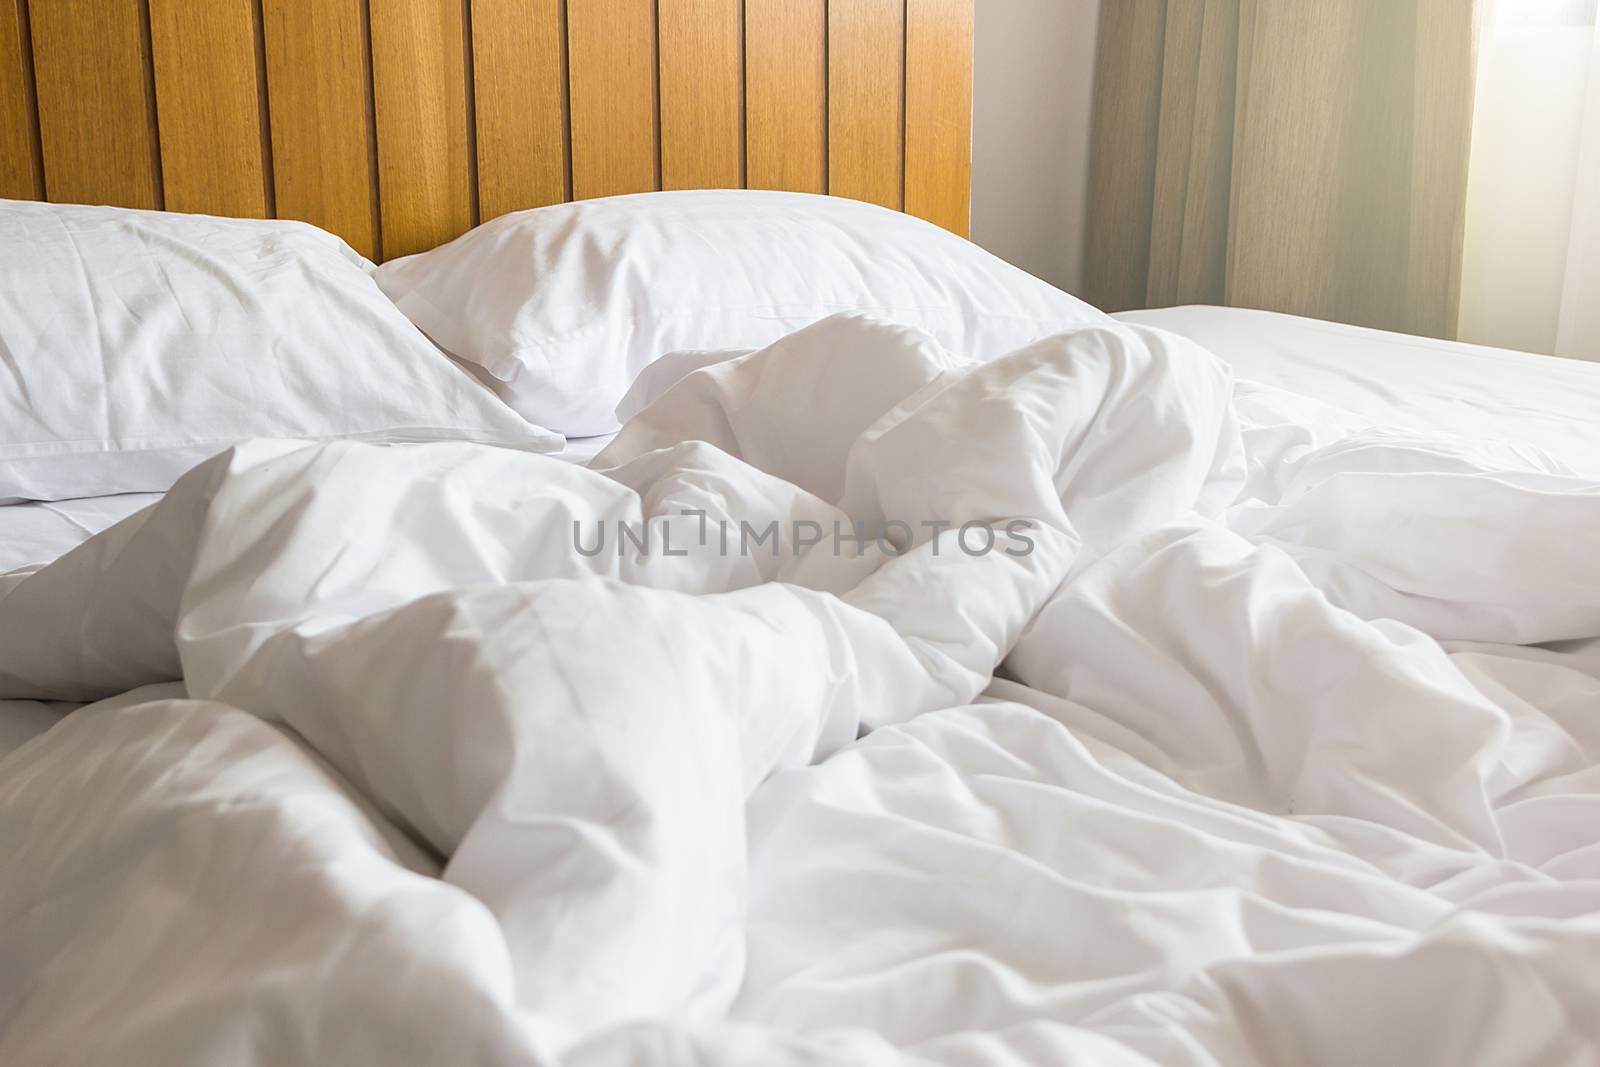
(1, 314, 1597, 1066)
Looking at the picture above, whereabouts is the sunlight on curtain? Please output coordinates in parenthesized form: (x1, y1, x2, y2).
(1458, 0, 1599, 359)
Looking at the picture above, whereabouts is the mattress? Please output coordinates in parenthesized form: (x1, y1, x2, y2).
(1115, 305, 1600, 476)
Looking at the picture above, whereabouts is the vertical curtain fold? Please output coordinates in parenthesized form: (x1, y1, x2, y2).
(1147, 0, 1238, 308)
(1555, 17, 1600, 359)
(1084, 1, 1170, 315)
(1088, 0, 1482, 340)
(1456, 0, 1597, 359)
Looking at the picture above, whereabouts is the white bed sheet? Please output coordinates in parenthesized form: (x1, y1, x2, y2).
(0, 310, 1588, 767)
(554, 433, 618, 467)
(2, 313, 1599, 1065)
(1115, 305, 1600, 476)
(0, 435, 615, 762)
(0, 437, 617, 577)
(0, 493, 162, 575)
(0, 496, 169, 761)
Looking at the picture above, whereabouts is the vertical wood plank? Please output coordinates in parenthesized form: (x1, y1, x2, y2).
(658, 0, 741, 189)
(827, 0, 904, 210)
(370, 0, 475, 259)
(744, 0, 825, 193)
(471, 0, 566, 219)
(0, 0, 42, 200)
(262, 0, 378, 258)
(904, 0, 971, 235)
(29, 0, 161, 209)
(567, 0, 657, 200)
(149, 0, 271, 218)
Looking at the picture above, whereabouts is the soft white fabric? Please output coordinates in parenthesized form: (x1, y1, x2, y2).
(0, 450, 609, 760)
(552, 432, 618, 467)
(632, 306, 1600, 457)
(2, 314, 1599, 1065)
(0, 441, 612, 579)
(0, 435, 612, 759)
(0, 494, 167, 760)
(0, 493, 160, 574)
(0, 699, 67, 764)
(0, 199, 560, 503)
(1116, 305, 1600, 476)
(372, 190, 1111, 435)
(616, 348, 753, 423)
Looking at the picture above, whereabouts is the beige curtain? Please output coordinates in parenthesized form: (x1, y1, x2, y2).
(1085, 0, 1482, 340)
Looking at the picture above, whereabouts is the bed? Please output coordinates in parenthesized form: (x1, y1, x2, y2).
(5, 5, 1600, 1067)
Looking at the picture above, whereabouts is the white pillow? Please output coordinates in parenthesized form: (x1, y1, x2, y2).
(0, 200, 560, 503)
(373, 190, 1112, 436)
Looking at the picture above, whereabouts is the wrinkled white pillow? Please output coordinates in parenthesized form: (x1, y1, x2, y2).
(0, 200, 560, 503)
(374, 190, 1112, 436)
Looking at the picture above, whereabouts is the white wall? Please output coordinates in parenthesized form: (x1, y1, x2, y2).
(970, 0, 1102, 296)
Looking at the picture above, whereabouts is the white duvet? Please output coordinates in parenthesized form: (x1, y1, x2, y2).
(2, 315, 1597, 1065)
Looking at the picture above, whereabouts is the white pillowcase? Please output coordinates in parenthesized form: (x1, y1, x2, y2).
(373, 190, 1111, 436)
(0, 200, 560, 503)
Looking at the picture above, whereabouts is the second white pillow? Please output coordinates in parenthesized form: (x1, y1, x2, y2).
(374, 190, 1111, 437)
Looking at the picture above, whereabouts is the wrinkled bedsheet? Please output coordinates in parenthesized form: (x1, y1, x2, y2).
(2, 314, 1597, 1065)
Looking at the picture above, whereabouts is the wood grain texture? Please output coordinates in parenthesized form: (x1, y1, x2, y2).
(370, 0, 475, 259)
(149, 0, 271, 218)
(262, 0, 378, 257)
(471, 0, 566, 219)
(1083, 0, 1167, 311)
(905, 0, 972, 235)
(10, 0, 974, 256)
(658, 0, 742, 189)
(745, 0, 825, 193)
(828, 0, 904, 210)
(1146, 0, 1237, 307)
(29, 0, 162, 209)
(567, 0, 658, 200)
(0, 0, 42, 200)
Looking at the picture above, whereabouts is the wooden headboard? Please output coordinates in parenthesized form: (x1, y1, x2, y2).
(0, 0, 972, 261)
